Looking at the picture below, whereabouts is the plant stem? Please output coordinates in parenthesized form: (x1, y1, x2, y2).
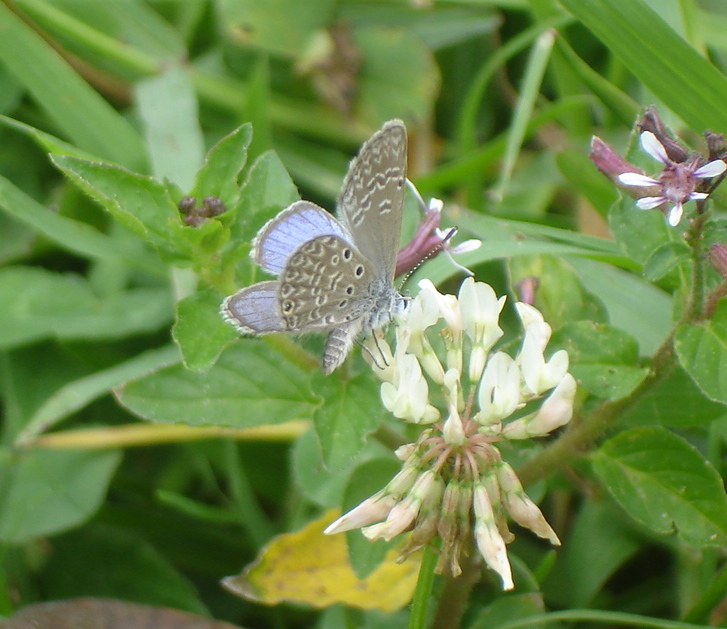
(409, 543, 440, 629)
(430, 549, 481, 629)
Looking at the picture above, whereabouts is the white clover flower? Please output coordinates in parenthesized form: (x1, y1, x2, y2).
(618, 131, 726, 226)
(326, 279, 576, 588)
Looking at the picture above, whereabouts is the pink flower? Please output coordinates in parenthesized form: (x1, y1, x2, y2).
(618, 132, 726, 226)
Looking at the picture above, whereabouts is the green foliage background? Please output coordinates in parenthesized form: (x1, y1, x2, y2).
(2, 0, 727, 628)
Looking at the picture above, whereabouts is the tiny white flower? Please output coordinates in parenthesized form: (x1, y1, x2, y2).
(381, 354, 439, 424)
(475, 352, 521, 425)
(516, 303, 569, 396)
(324, 492, 398, 535)
(503, 372, 577, 439)
(496, 462, 560, 545)
(442, 368, 465, 445)
(473, 483, 514, 590)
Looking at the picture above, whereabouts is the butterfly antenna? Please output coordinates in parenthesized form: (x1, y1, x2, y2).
(397, 227, 459, 290)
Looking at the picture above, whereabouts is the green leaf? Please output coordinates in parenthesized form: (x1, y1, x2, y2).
(560, 0, 727, 133)
(52, 154, 189, 259)
(173, 288, 237, 372)
(0, 447, 122, 544)
(228, 149, 300, 257)
(544, 500, 640, 608)
(617, 366, 727, 428)
(551, 321, 648, 400)
(469, 593, 545, 629)
(571, 257, 672, 356)
(116, 342, 319, 428)
(354, 25, 439, 126)
(16, 345, 182, 447)
(508, 255, 608, 328)
(675, 299, 727, 406)
(0, 173, 161, 274)
(218, 0, 336, 57)
(0, 3, 145, 169)
(191, 123, 252, 209)
(135, 64, 204, 190)
(42, 524, 207, 614)
(312, 372, 385, 470)
(292, 429, 391, 508)
(592, 427, 727, 545)
(643, 240, 692, 283)
(0, 267, 172, 349)
(608, 194, 674, 266)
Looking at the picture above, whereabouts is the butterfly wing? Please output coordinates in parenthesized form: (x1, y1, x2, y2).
(253, 200, 350, 275)
(337, 119, 407, 280)
(221, 281, 286, 334)
(278, 235, 375, 332)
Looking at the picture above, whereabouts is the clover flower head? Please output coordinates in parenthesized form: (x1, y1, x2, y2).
(618, 131, 726, 226)
(326, 279, 576, 589)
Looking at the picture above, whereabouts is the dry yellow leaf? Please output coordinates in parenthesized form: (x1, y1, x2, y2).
(223, 509, 420, 612)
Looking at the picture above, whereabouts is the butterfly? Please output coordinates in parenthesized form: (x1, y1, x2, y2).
(221, 119, 408, 374)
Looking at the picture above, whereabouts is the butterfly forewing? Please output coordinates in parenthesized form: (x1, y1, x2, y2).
(252, 201, 350, 275)
(337, 119, 407, 279)
(278, 235, 374, 331)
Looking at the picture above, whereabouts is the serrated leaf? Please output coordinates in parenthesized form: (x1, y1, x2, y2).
(675, 300, 727, 405)
(592, 427, 727, 545)
(116, 342, 319, 428)
(191, 124, 252, 208)
(52, 155, 188, 258)
(223, 510, 419, 612)
(0, 447, 122, 544)
(173, 288, 237, 372)
(312, 373, 385, 470)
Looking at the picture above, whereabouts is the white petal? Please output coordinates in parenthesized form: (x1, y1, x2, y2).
(667, 202, 684, 226)
(640, 131, 669, 164)
(689, 192, 708, 201)
(618, 172, 659, 187)
(695, 159, 726, 178)
(635, 196, 667, 210)
(448, 239, 482, 255)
